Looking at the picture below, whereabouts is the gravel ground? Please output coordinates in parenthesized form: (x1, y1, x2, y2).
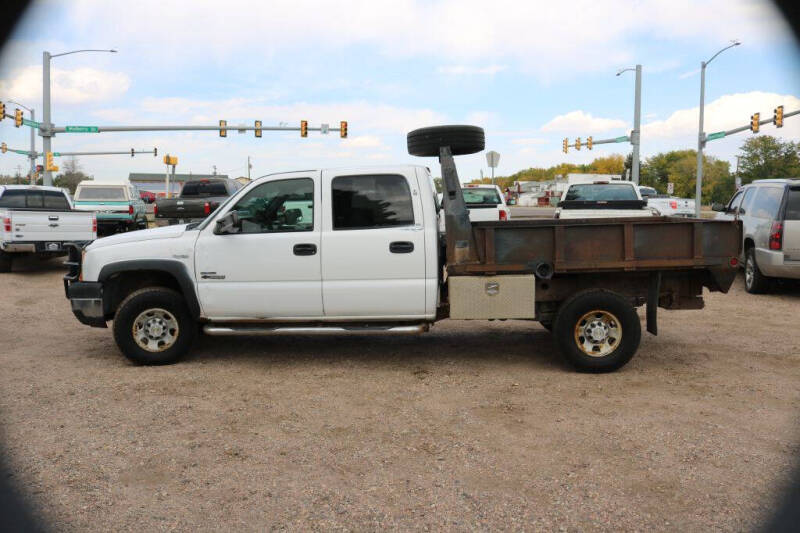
(1, 256, 799, 531)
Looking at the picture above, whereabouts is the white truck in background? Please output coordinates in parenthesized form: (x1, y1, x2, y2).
(437, 184, 510, 232)
(555, 180, 657, 219)
(0, 185, 96, 272)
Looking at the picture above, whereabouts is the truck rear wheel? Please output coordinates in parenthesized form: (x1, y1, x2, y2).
(0, 251, 11, 273)
(407, 125, 485, 157)
(553, 290, 641, 373)
(113, 287, 196, 365)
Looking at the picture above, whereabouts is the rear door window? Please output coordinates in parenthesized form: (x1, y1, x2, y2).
(749, 187, 784, 219)
(43, 191, 70, 211)
(332, 174, 415, 230)
(784, 187, 800, 220)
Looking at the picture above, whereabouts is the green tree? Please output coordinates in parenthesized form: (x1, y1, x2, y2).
(658, 150, 732, 205)
(53, 157, 91, 194)
(738, 136, 800, 184)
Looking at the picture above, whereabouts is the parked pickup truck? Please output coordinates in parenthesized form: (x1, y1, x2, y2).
(437, 184, 510, 232)
(1, 185, 96, 272)
(154, 178, 242, 225)
(555, 180, 658, 219)
(64, 125, 741, 372)
(639, 186, 695, 217)
(73, 181, 147, 235)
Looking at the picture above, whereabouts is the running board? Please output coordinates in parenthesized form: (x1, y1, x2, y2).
(203, 324, 430, 336)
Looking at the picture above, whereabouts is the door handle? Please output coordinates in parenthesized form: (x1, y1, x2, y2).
(293, 243, 317, 256)
(389, 241, 414, 254)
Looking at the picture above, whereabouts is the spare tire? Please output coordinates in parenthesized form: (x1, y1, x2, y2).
(407, 125, 485, 157)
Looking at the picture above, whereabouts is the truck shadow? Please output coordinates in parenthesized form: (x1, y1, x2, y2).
(4, 255, 67, 274)
(187, 324, 569, 371)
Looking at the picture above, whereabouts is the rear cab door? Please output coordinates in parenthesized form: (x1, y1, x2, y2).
(320, 167, 434, 319)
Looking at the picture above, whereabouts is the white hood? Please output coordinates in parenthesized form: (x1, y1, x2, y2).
(87, 224, 189, 250)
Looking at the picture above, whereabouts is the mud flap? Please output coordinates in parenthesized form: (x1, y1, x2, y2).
(646, 271, 661, 335)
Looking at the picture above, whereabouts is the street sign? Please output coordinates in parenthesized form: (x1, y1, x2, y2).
(667, 182, 674, 195)
(706, 131, 726, 141)
(486, 150, 500, 168)
(614, 136, 630, 143)
(22, 118, 40, 128)
(65, 126, 99, 133)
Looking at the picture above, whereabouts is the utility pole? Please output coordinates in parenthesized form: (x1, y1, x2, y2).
(695, 40, 740, 217)
(615, 65, 642, 184)
(247, 156, 251, 180)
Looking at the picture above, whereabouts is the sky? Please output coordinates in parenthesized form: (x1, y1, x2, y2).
(0, 0, 799, 183)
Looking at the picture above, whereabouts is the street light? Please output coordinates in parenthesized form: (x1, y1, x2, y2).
(616, 64, 642, 185)
(41, 49, 117, 186)
(695, 40, 740, 217)
(8, 100, 36, 181)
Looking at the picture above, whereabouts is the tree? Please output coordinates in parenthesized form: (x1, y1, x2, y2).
(640, 150, 695, 193)
(589, 154, 625, 175)
(738, 136, 800, 185)
(53, 157, 91, 193)
(654, 150, 732, 204)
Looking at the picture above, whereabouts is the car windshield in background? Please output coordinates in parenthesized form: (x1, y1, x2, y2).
(181, 181, 228, 197)
(785, 187, 800, 220)
(565, 184, 638, 202)
(76, 187, 126, 201)
(463, 188, 501, 205)
(639, 186, 657, 198)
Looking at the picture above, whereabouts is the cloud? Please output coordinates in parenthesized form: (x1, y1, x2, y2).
(437, 65, 507, 75)
(511, 138, 549, 145)
(678, 68, 700, 79)
(541, 110, 628, 133)
(0, 65, 130, 104)
(642, 91, 800, 139)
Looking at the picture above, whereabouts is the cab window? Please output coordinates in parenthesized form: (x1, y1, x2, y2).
(228, 178, 313, 234)
(332, 174, 414, 230)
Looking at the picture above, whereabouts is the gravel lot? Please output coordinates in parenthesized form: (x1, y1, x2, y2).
(1, 256, 799, 531)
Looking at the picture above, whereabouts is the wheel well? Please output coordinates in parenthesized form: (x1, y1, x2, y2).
(104, 270, 183, 318)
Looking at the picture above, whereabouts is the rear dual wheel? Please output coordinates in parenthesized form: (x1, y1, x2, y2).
(553, 290, 641, 373)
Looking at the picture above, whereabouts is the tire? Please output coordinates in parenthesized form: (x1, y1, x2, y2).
(407, 125, 485, 157)
(745, 248, 770, 294)
(112, 287, 196, 365)
(553, 290, 641, 373)
(0, 251, 12, 273)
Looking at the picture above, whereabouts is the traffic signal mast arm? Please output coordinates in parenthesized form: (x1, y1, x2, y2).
(704, 107, 799, 144)
(49, 121, 346, 136)
(562, 135, 630, 152)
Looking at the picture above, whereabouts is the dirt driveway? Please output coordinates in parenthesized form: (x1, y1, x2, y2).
(1, 256, 799, 531)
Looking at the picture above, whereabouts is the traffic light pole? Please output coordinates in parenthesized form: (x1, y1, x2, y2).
(631, 65, 642, 185)
(42, 51, 53, 186)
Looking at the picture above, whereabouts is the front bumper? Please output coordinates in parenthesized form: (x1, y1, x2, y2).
(756, 248, 800, 280)
(63, 243, 107, 328)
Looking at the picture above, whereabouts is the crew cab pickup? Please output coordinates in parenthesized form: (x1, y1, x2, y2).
(73, 181, 147, 235)
(155, 178, 242, 225)
(555, 181, 658, 219)
(1, 185, 96, 272)
(64, 125, 741, 373)
(639, 186, 695, 217)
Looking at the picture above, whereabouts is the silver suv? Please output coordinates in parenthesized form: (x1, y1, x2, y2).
(713, 179, 800, 293)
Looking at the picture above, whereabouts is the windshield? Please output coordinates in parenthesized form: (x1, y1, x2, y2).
(639, 186, 657, 198)
(75, 187, 126, 201)
(462, 188, 501, 206)
(181, 181, 228, 197)
(564, 184, 639, 202)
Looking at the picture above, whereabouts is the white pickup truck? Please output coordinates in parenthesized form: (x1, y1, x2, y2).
(638, 186, 695, 217)
(1, 185, 96, 272)
(63, 126, 741, 372)
(555, 181, 658, 219)
(437, 184, 510, 232)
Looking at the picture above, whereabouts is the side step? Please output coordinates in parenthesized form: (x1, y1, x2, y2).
(203, 323, 430, 336)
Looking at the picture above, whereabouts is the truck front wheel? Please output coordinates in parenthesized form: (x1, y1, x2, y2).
(113, 287, 196, 365)
(553, 290, 641, 373)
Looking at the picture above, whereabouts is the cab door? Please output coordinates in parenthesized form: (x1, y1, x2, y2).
(194, 173, 323, 319)
(320, 170, 427, 318)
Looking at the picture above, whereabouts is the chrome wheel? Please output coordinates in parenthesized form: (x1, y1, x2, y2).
(132, 308, 180, 352)
(573, 310, 622, 358)
(745, 255, 755, 289)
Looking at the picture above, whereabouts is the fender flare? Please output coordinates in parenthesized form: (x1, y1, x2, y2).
(98, 259, 201, 319)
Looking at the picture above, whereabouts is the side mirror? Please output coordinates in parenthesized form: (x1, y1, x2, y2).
(213, 211, 240, 234)
(711, 203, 725, 212)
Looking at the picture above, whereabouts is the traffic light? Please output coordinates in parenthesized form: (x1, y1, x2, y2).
(254, 120, 262, 138)
(45, 152, 57, 171)
(153, 147, 158, 157)
(562, 138, 568, 153)
(219, 120, 227, 137)
(575, 137, 581, 151)
(774, 105, 784, 128)
(14, 108, 22, 127)
(750, 112, 760, 133)
(340, 120, 348, 138)
(587, 136, 593, 150)
(163, 155, 178, 166)
(300, 120, 308, 137)
(131, 148, 135, 157)
(0, 102, 5, 120)
(1, 142, 6, 153)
